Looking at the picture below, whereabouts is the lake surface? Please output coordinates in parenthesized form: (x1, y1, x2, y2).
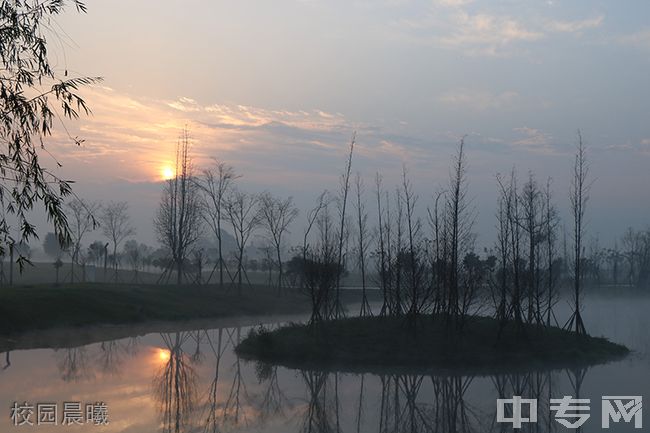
(1, 294, 648, 433)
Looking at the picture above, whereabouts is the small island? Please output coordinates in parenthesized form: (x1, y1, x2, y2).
(236, 315, 629, 374)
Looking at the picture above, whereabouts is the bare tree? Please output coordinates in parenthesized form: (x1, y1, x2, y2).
(427, 188, 447, 315)
(393, 187, 405, 315)
(445, 137, 474, 325)
(302, 193, 340, 324)
(154, 129, 202, 284)
(566, 131, 590, 335)
(334, 133, 356, 318)
(401, 166, 425, 323)
(198, 160, 239, 287)
(494, 174, 512, 331)
(374, 174, 390, 316)
(67, 198, 99, 283)
(520, 172, 544, 323)
(258, 192, 299, 295)
(621, 227, 650, 288)
(497, 169, 525, 329)
(354, 173, 372, 316)
(124, 240, 152, 283)
(100, 201, 135, 282)
(225, 189, 260, 293)
(544, 178, 559, 326)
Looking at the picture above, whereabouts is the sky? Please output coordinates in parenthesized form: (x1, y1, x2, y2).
(37, 0, 650, 250)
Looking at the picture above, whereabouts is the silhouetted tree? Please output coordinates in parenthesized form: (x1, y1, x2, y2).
(493, 175, 512, 330)
(566, 131, 590, 335)
(303, 195, 340, 324)
(43, 232, 64, 261)
(354, 173, 372, 316)
(0, 0, 100, 269)
(375, 174, 391, 316)
(400, 166, 427, 324)
(622, 227, 650, 288)
(520, 172, 544, 323)
(66, 198, 99, 283)
(426, 189, 447, 316)
(334, 133, 356, 318)
(259, 191, 299, 294)
(444, 137, 475, 326)
(225, 189, 259, 293)
(124, 240, 152, 282)
(544, 178, 560, 326)
(154, 129, 202, 284)
(101, 201, 135, 282)
(198, 159, 239, 287)
(87, 240, 105, 267)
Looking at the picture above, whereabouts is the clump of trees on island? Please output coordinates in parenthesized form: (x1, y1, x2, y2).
(289, 133, 593, 336)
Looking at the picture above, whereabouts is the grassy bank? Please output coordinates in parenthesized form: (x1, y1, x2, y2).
(236, 315, 630, 374)
(0, 283, 312, 338)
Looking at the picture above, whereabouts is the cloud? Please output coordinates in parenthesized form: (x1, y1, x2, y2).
(394, 9, 543, 56)
(44, 87, 445, 188)
(617, 29, 650, 50)
(167, 97, 202, 112)
(439, 89, 519, 110)
(510, 127, 560, 155)
(546, 15, 604, 33)
(391, 2, 604, 56)
(433, 0, 474, 7)
(513, 127, 551, 146)
(438, 12, 544, 55)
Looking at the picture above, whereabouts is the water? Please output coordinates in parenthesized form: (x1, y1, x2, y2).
(1, 294, 648, 433)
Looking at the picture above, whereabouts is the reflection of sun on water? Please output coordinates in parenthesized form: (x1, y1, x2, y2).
(157, 348, 171, 363)
(161, 166, 175, 180)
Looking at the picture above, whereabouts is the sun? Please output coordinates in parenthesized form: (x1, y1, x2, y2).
(161, 166, 175, 180)
(157, 348, 171, 363)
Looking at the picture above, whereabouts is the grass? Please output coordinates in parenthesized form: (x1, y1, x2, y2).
(236, 315, 630, 374)
(0, 283, 311, 338)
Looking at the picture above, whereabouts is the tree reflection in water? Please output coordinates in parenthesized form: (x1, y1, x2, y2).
(376, 374, 477, 433)
(56, 347, 93, 382)
(153, 332, 198, 433)
(202, 328, 225, 433)
(38, 325, 595, 433)
(273, 367, 590, 433)
(301, 370, 337, 433)
(256, 360, 289, 422)
(222, 327, 251, 427)
(96, 340, 126, 375)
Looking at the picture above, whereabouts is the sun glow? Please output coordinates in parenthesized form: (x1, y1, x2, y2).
(157, 348, 171, 363)
(161, 166, 175, 180)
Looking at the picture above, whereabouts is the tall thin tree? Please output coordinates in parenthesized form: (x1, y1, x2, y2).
(225, 189, 260, 293)
(154, 129, 202, 284)
(334, 133, 356, 318)
(259, 192, 299, 295)
(198, 160, 239, 287)
(566, 131, 590, 335)
(354, 173, 372, 316)
(101, 201, 135, 282)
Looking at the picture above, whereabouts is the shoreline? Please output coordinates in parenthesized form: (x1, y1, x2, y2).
(0, 282, 330, 352)
(0, 312, 311, 353)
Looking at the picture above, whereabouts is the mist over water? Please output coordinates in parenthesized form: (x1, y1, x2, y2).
(1, 293, 647, 433)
